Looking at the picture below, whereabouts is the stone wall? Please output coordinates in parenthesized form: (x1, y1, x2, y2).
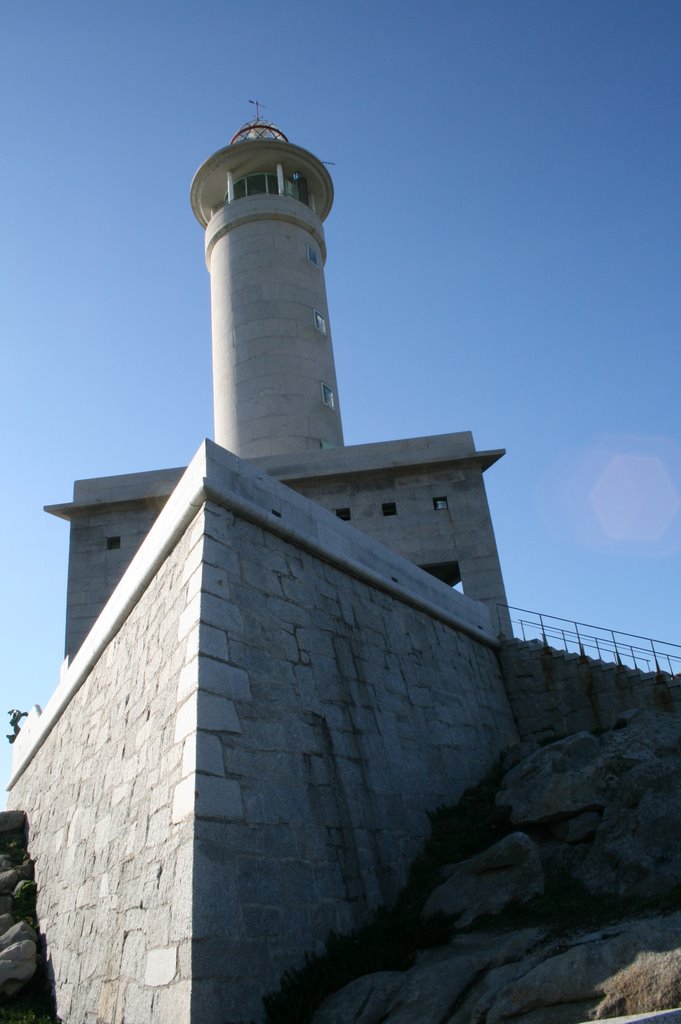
(500, 638, 681, 743)
(7, 512, 202, 1023)
(8, 441, 519, 1023)
(186, 499, 518, 1022)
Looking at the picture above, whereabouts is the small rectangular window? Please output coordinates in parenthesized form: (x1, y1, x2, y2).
(307, 244, 319, 267)
(335, 507, 351, 521)
(106, 536, 121, 550)
(382, 502, 397, 517)
(321, 382, 334, 408)
(433, 496, 449, 510)
(313, 309, 327, 334)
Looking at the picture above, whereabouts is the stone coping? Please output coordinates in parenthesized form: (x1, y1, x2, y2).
(8, 439, 497, 790)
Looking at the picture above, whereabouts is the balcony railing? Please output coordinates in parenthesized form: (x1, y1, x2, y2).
(498, 604, 681, 677)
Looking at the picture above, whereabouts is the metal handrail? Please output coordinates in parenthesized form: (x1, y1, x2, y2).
(498, 604, 681, 677)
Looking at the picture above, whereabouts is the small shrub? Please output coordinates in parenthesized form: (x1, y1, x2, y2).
(12, 882, 37, 931)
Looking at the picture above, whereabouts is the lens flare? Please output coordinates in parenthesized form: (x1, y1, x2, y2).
(538, 435, 681, 554)
(590, 454, 680, 542)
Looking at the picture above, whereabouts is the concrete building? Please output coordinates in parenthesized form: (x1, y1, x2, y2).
(47, 116, 510, 661)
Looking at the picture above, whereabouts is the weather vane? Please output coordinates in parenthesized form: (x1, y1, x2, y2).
(249, 98, 266, 120)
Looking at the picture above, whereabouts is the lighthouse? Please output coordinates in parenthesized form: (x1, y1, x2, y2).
(190, 117, 344, 458)
(47, 114, 511, 658)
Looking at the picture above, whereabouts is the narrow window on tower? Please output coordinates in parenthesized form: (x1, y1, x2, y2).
(382, 502, 397, 517)
(313, 309, 327, 334)
(307, 244, 319, 267)
(321, 383, 335, 408)
(106, 536, 121, 550)
(335, 507, 351, 521)
(433, 496, 449, 510)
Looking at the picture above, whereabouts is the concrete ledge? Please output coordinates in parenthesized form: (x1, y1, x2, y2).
(44, 432, 504, 523)
(251, 430, 504, 482)
(9, 439, 498, 790)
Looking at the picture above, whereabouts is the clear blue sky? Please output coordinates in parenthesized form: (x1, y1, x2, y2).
(1, 1, 680, 793)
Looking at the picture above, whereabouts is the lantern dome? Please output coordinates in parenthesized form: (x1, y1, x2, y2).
(230, 119, 289, 144)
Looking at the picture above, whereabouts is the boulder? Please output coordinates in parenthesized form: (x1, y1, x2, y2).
(495, 710, 681, 899)
(0, 811, 25, 835)
(481, 915, 681, 1023)
(550, 810, 602, 843)
(496, 731, 603, 824)
(0, 870, 19, 895)
(0, 914, 14, 935)
(312, 916, 681, 1024)
(310, 972, 403, 1024)
(422, 832, 544, 926)
(311, 929, 544, 1024)
(0, 921, 37, 952)
(0, 937, 38, 997)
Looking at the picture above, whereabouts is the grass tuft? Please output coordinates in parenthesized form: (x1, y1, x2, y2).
(0, 968, 58, 1022)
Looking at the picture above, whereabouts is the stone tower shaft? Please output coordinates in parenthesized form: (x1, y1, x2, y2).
(190, 125, 344, 458)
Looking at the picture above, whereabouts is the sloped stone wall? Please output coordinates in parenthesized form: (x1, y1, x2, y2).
(500, 638, 681, 743)
(7, 512, 204, 1024)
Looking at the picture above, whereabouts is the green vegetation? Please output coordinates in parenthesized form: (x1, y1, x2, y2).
(0, 832, 57, 1022)
(0, 970, 57, 1023)
(12, 884, 37, 934)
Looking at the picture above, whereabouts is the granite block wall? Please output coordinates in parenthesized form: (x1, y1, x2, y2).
(8, 455, 519, 1023)
(183, 499, 518, 1022)
(7, 512, 204, 1024)
(501, 638, 681, 743)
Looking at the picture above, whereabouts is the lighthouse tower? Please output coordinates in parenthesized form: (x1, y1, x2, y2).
(46, 114, 511, 659)
(190, 117, 344, 458)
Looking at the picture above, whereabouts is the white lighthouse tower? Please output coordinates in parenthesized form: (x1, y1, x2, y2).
(47, 113, 511, 659)
(190, 116, 345, 458)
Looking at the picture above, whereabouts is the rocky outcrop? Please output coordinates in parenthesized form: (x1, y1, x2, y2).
(0, 810, 38, 999)
(422, 832, 543, 927)
(312, 915, 681, 1024)
(310, 709, 681, 1024)
(497, 709, 681, 899)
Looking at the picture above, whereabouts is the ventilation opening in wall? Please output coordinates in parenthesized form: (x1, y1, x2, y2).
(420, 560, 461, 587)
(433, 496, 449, 510)
(382, 502, 397, 517)
(335, 507, 351, 521)
(106, 536, 121, 550)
